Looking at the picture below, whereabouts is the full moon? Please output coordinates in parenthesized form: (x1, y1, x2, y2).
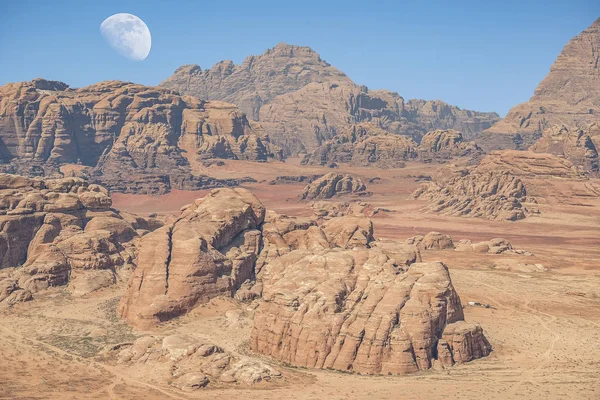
(100, 13, 151, 61)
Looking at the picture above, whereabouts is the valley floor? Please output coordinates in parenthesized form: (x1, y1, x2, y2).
(2, 160, 599, 399)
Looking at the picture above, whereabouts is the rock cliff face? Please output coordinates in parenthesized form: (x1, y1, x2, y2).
(252, 252, 490, 374)
(119, 188, 266, 328)
(481, 18, 600, 150)
(0, 173, 157, 304)
(0, 79, 280, 193)
(162, 43, 499, 156)
(259, 82, 497, 155)
(529, 125, 598, 172)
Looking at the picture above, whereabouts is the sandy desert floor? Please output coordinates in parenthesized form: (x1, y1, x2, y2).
(1, 160, 599, 399)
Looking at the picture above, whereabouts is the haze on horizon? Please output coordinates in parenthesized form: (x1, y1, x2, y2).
(1, 0, 598, 116)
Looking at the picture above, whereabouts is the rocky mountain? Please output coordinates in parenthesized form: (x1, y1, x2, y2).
(0, 79, 281, 194)
(480, 18, 600, 150)
(162, 43, 500, 155)
(161, 43, 353, 121)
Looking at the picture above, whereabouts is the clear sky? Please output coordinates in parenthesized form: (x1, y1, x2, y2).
(1, 0, 599, 116)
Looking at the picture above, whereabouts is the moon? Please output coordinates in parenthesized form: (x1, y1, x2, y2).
(100, 13, 151, 61)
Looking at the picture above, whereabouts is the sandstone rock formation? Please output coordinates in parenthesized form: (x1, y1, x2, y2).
(417, 129, 482, 162)
(476, 150, 582, 179)
(251, 255, 491, 374)
(411, 169, 531, 221)
(160, 43, 353, 121)
(0, 173, 155, 304)
(480, 18, 600, 150)
(529, 125, 598, 172)
(112, 334, 282, 389)
(299, 173, 368, 200)
(113, 186, 491, 373)
(301, 124, 418, 168)
(119, 188, 266, 328)
(0, 79, 280, 194)
(162, 43, 499, 156)
(405, 232, 455, 250)
(260, 82, 497, 155)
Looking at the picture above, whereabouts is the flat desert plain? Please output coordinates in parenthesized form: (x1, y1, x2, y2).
(1, 160, 599, 399)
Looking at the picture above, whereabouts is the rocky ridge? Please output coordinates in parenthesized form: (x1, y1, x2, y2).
(162, 43, 499, 155)
(0, 79, 280, 194)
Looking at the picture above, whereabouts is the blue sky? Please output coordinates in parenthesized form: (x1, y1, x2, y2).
(1, 0, 598, 116)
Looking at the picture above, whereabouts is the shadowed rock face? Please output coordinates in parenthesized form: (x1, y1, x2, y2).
(162, 43, 499, 156)
(417, 129, 482, 161)
(119, 188, 266, 328)
(0, 79, 280, 194)
(0, 173, 158, 303)
(481, 18, 600, 150)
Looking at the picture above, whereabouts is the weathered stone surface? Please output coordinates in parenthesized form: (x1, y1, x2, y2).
(160, 43, 352, 121)
(260, 82, 497, 155)
(529, 125, 598, 172)
(302, 124, 418, 168)
(481, 18, 600, 150)
(299, 173, 367, 200)
(251, 256, 490, 374)
(0, 79, 280, 194)
(0, 173, 151, 302)
(417, 129, 482, 162)
(162, 44, 498, 156)
(119, 188, 266, 328)
(405, 232, 455, 250)
(112, 334, 281, 389)
(411, 170, 530, 221)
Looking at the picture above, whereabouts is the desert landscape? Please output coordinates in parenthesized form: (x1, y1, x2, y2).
(1, 9, 599, 400)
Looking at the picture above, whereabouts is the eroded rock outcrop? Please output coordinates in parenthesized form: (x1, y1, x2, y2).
(119, 188, 266, 328)
(251, 255, 490, 374)
(111, 334, 282, 390)
(417, 129, 482, 162)
(411, 170, 531, 221)
(481, 18, 600, 150)
(0, 79, 280, 194)
(529, 125, 598, 172)
(301, 124, 418, 168)
(299, 173, 368, 200)
(0, 173, 155, 303)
